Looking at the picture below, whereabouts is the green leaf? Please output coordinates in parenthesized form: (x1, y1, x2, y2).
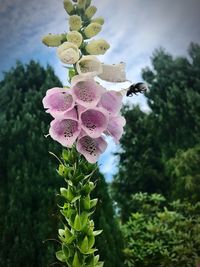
(74, 214, 82, 231)
(90, 199, 98, 208)
(69, 68, 76, 82)
(71, 195, 81, 203)
(79, 236, 89, 254)
(72, 252, 82, 267)
(56, 250, 66, 262)
(93, 230, 103, 236)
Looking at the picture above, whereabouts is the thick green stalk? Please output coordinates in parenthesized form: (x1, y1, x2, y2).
(55, 148, 104, 267)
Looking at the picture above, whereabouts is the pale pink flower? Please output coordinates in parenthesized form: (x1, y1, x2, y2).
(106, 115, 126, 143)
(71, 75, 105, 108)
(76, 133, 107, 163)
(42, 87, 74, 118)
(80, 107, 109, 138)
(49, 109, 81, 147)
(98, 90, 123, 115)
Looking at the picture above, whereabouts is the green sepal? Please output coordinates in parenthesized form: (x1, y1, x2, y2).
(73, 212, 88, 231)
(58, 164, 68, 177)
(94, 255, 100, 265)
(56, 250, 66, 262)
(62, 244, 69, 258)
(88, 234, 95, 248)
(82, 182, 95, 194)
(69, 68, 76, 82)
(95, 261, 104, 267)
(82, 196, 91, 210)
(73, 214, 82, 231)
(90, 198, 98, 208)
(60, 187, 74, 202)
(93, 230, 103, 236)
(72, 252, 82, 267)
(84, 248, 97, 255)
(78, 236, 89, 254)
(71, 195, 81, 203)
(58, 227, 75, 244)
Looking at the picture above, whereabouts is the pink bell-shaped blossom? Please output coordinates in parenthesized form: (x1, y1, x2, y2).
(106, 115, 126, 143)
(76, 133, 107, 163)
(80, 107, 109, 138)
(98, 90, 123, 115)
(71, 75, 105, 108)
(49, 109, 81, 147)
(42, 87, 74, 118)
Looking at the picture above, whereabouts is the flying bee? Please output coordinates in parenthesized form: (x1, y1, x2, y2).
(126, 82, 148, 97)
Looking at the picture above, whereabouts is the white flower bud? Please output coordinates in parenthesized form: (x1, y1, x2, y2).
(76, 55, 103, 76)
(85, 0, 91, 8)
(67, 31, 83, 47)
(42, 34, 66, 47)
(69, 15, 82, 31)
(91, 17, 104, 25)
(98, 63, 127, 82)
(84, 23, 101, 38)
(57, 42, 80, 64)
(77, 0, 86, 9)
(85, 5, 97, 19)
(63, 0, 74, 14)
(85, 39, 110, 55)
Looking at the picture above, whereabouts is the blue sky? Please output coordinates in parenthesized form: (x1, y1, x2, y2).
(0, 0, 200, 181)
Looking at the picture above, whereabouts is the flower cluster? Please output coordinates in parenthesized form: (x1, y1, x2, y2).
(42, 0, 127, 164)
(43, 74, 125, 163)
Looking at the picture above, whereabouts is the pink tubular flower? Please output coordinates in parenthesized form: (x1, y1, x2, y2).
(71, 75, 105, 108)
(98, 90, 123, 115)
(49, 109, 81, 147)
(42, 87, 74, 118)
(106, 115, 126, 143)
(76, 133, 107, 163)
(80, 107, 109, 138)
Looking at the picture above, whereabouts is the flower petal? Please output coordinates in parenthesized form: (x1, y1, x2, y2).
(49, 109, 80, 147)
(57, 42, 80, 64)
(42, 88, 74, 118)
(76, 55, 103, 77)
(80, 107, 109, 138)
(98, 62, 127, 82)
(106, 115, 126, 143)
(71, 75, 105, 108)
(99, 90, 123, 115)
(76, 134, 107, 163)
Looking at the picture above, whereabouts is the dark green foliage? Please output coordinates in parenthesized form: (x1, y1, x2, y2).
(0, 61, 62, 267)
(166, 145, 200, 203)
(112, 43, 200, 221)
(0, 61, 123, 267)
(123, 193, 200, 267)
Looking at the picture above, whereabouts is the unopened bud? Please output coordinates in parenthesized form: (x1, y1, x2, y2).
(77, 0, 86, 9)
(85, 0, 91, 8)
(42, 34, 66, 47)
(57, 41, 80, 64)
(91, 17, 104, 25)
(85, 5, 97, 19)
(69, 15, 82, 31)
(67, 31, 83, 47)
(63, 0, 74, 14)
(85, 39, 110, 55)
(76, 55, 102, 76)
(84, 22, 101, 38)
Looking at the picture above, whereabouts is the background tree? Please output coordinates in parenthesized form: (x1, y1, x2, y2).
(0, 61, 123, 267)
(112, 43, 200, 221)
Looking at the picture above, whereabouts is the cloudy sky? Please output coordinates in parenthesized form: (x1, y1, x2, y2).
(0, 0, 200, 181)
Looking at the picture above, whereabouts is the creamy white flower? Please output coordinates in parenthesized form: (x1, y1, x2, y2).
(67, 31, 83, 47)
(57, 42, 80, 64)
(84, 22, 102, 38)
(98, 62, 127, 83)
(85, 39, 110, 55)
(76, 55, 103, 76)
